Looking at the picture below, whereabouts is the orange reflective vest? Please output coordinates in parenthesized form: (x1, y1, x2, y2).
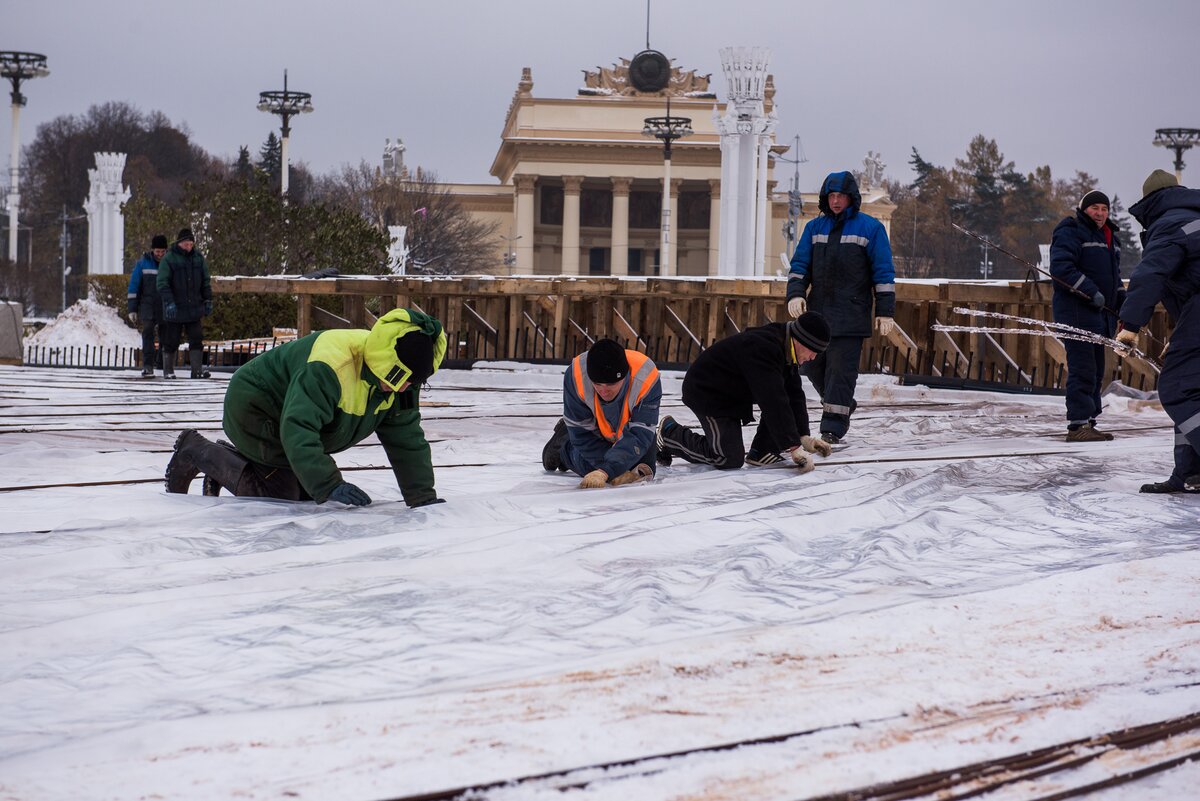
(570, 349, 659, 443)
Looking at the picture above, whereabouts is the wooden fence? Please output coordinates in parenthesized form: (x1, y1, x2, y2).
(208, 275, 1167, 393)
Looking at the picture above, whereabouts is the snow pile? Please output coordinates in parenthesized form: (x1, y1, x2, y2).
(25, 299, 140, 350)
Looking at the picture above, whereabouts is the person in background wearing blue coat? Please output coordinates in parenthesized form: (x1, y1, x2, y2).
(1049, 190, 1124, 442)
(126, 233, 168, 378)
(542, 338, 662, 488)
(786, 171, 895, 444)
(1117, 170, 1200, 494)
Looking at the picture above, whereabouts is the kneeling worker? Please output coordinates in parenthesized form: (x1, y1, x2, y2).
(657, 311, 834, 472)
(542, 338, 662, 488)
(165, 308, 447, 508)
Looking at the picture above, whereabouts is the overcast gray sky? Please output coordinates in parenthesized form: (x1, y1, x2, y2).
(7, 0, 1199, 211)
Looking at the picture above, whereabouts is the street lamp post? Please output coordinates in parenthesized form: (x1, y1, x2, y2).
(1153, 128, 1200, 182)
(257, 70, 313, 197)
(59, 205, 85, 312)
(642, 96, 692, 276)
(979, 240, 993, 280)
(0, 51, 50, 262)
(772, 133, 807, 261)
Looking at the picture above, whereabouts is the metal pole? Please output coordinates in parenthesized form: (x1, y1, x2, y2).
(60, 205, 67, 312)
(7, 101, 19, 262)
(660, 150, 671, 276)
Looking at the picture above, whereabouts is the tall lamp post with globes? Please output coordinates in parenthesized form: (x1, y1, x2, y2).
(1153, 128, 1200, 183)
(257, 70, 313, 197)
(1, 51, 49, 262)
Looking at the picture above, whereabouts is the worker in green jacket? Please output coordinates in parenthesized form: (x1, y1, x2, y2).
(165, 308, 447, 508)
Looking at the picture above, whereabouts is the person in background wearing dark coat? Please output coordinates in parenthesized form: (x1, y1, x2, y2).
(542, 338, 663, 488)
(127, 233, 168, 378)
(786, 171, 896, 445)
(1116, 170, 1200, 494)
(1049, 189, 1124, 442)
(657, 312, 834, 473)
(156, 227, 212, 379)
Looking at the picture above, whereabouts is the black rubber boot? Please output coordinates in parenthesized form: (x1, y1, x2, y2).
(162, 351, 177, 379)
(190, 349, 211, 379)
(165, 429, 203, 493)
(141, 349, 155, 378)
(542, 418, 569, 472)
(1139, 480, 1197, 494)
(166, 430, 252, 495)
(201, 441, 243, 496)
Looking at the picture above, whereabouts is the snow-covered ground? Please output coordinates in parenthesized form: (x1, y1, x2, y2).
(0, 361, 1197, 800)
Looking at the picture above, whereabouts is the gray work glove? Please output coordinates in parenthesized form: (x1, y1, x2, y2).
(327, 482, 372, 506)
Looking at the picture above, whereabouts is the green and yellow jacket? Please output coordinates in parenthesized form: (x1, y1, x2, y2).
(222, 308, 447, 505)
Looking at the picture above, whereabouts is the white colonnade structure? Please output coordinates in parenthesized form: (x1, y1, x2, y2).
(84, 152, 130, 276)
(715, 47, 777, 277)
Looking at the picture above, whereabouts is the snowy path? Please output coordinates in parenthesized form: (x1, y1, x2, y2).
(0, 364, 1197, 800)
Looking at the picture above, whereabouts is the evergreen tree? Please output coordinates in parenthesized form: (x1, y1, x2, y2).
(233, 146, 254, 182)
(258, 132, 282, 182)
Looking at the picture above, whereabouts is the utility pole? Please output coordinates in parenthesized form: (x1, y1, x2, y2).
(59, 205, 85, 312)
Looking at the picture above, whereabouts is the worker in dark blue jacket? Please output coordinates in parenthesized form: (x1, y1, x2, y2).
(786, 171, 895, 444)
(1116, 170, 1200, 493)
(126, 233, 169, 378)
(1049, 190, 1124, 441)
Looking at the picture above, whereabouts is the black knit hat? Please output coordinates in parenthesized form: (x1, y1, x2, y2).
(788, 311, 831, 354)
(151, 234, 168, 249)
(586, 338, 629, 384)
(176, 228, 195, 243)
(393, 332, 435, 385)
(1078, 190, 1110, 210)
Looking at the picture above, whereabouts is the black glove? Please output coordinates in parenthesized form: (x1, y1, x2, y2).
(1090, 292, 1105, 309)
(204, 300, 213, 317)
(327, 482, 372, 506)
(164, 302, 178, 321)
(409, 497, 445, 508)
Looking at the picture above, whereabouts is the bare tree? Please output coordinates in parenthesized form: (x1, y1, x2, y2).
(316, 163, 498, 275)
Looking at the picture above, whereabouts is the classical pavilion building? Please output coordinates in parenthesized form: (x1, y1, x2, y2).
(445, 57, 894, 277)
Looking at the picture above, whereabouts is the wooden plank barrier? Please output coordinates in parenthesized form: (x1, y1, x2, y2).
(212, 275, 1170, 392)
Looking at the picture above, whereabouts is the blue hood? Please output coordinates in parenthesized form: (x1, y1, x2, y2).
(1128, 185, 1200, 228)
(818, 171, 862, 216)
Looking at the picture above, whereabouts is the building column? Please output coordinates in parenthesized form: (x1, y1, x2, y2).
(561, 175, 584, 275)
(707, 179, 721, 276)
(610, 177, 631, 276)
(665, 178, 684, 276)
(513, 174, 536, 272)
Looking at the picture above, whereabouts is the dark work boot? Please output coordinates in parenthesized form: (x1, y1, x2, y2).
(190, 349, 211, 379)
(542, 418, 569, 472)
(165, 429, 205, 493)
(1140, 480, 1198, 494)
(141, 349, 155, 378)
(162, 351, 177, 379)
(166, 430, 253, 495)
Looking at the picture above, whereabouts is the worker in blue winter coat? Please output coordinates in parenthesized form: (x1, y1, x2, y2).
(126, 233, 169, 378)
(786, 171, 896, 444)
(1049, 190, 1125, 442)
(541, 338, 662, 488)
(1116, 170, 1200, 494)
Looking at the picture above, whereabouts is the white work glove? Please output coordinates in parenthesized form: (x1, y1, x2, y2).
(609, 463, 653, 487)
(787, 447, 815, 474)
(129, 311, 139, 325)
(1115, 328, 1139, 349)
(578, 469, 609, 489)
(787, 297, 807, 318)
(799, 435, 833, 457)
(875, 316, 896, 336)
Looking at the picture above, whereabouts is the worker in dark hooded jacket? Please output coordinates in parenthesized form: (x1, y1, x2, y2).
(656, 312, 834, 472)
(1116, 170, 1200, 494)
(165, 308, 448, 507)
(786, 171, 895, 444)
(1049, 189, 1125, 441)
